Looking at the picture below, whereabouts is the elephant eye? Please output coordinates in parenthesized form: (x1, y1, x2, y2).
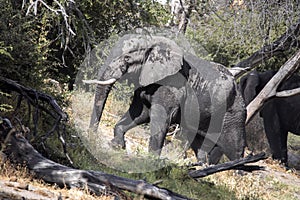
(124, 55, 131, 63)
(120, 65, 127, 73)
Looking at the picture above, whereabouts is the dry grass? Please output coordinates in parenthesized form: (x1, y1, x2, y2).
(71, 91, 196, 172)
(203, 158, 300, 200)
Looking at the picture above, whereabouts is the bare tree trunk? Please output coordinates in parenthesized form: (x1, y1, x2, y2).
(178, 0, 193, 34)
(168, 0, 194, 34)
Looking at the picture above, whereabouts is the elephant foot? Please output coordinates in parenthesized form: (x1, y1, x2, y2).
(272, 155, 288, 166)
(110, 137, 126, 150)
(196, 149, 209, 164)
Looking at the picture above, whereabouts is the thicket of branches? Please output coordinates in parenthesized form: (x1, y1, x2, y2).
(1, 0, 299, 93)
(1, 1, 300, 199)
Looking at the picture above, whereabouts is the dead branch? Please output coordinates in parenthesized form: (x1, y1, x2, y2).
(24, 0, 95, 66)
(275, 87, 300, 97)
(25, 0, 75, 36)
(2, 127, 191, 200)
(232, 18, 300, 78)
(246, 50, 300, 124)
(0, 76, 71, 164)
(0, 77, 67, 121)
(178, 0, 192, 34)
(188, 152, 267, 179)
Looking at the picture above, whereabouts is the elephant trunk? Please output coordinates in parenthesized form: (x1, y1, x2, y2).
(89, 83, 112, 132)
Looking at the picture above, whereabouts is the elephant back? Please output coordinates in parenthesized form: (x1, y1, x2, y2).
(183, 53, 236, 111)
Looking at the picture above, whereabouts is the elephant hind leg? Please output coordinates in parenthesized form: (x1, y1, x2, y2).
(190, 134, 223, 164)
(219, 94, 246, 161)
(207, 146, 223, 164)
(148, 104, 171, 155)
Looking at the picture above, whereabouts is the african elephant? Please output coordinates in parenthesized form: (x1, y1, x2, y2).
(89, 34, 246, 164)
(239, 70, 300, 164)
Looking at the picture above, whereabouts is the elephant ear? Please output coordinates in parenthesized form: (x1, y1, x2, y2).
(139, 37, 183, 86)
(242, 70, 260, 105)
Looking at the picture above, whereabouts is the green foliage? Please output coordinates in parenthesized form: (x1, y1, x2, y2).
(0, 42, 13, 61)
(111, 81, 134, 104)
(0, 89, 13, 113)
(0, 0, 170, 161)
(186, 2, 299, 70)
(80, 0, 171, 41)
(0, 1, 54, 87)
(0, 0, 171, 91)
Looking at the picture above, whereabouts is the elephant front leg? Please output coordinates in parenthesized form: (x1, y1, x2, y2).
(111, 104, 150, 149)
(262, 110, 286, 163)
(111, 117, 129, 149)
(148, 104, 170, 155)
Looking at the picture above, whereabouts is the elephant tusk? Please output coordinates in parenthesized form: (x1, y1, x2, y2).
(83, 78, 117, 85)
(228, 67, 248, 77)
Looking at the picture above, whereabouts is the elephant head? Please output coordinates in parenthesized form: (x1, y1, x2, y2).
(89, 34, 185, 131)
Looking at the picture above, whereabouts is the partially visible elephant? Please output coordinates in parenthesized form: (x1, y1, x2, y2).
(239, 70, 300, 164)
(89, 34, 246, 164)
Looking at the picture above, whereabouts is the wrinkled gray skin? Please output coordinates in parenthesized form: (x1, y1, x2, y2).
(90, 34, 246, 164)
(239, 70, 300, 164)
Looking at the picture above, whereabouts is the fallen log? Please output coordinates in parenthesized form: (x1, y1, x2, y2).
(0, 179, 62, 200)
(2, 128, 190, 200)
(188, 152, 267, 179)
(1, 117, 268, 199)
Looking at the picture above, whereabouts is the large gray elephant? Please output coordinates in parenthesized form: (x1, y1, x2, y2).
(89, 34, 246, 164)
(112, 83, 224, 164)
(239, 70, 300, 164)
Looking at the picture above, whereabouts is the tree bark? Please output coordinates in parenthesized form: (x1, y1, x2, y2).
(188, 152, 266, 179)
(178, 0, 193, 34)
(275, 87, 300, 97)
(0, 179, 62, 200)
(2, 129, 191, 200)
